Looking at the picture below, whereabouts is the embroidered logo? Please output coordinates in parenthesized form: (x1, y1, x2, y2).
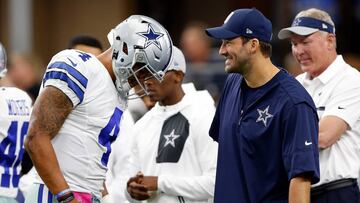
(256, 105, 273, 126)
(246, 28, 253, 34)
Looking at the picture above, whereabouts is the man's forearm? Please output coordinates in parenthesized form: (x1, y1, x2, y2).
(25, 86, 74, 194)
(289, 175, 311, 203)
(26, 134, 69, 194)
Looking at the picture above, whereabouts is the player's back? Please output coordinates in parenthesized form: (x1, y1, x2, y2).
(0, 87, 32, 198)
(34, 49, 124, 197)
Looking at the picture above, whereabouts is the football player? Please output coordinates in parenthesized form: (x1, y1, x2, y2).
(24, 15, 173, 203)
(0, 42, 33, 203)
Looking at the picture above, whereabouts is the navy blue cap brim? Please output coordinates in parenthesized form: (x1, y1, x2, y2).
(205, 26, 239, 39)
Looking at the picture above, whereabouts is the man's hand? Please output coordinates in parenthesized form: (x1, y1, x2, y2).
(141, 176, 158, 191)
(127, 172, 159, 200)
(127, 178, 150, 200)
(127, 172, 150, 200)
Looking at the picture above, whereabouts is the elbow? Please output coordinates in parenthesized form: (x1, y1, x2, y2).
(24, 134, 34, 155)
(24, 130, 39, 156)
(318, 140, 331, 149)
(318, 133, 335, 149)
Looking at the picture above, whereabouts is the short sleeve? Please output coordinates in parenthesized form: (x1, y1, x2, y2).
(282, 102, 320, 184)
(322, 86, 360, 128)
(209, 75, 234, 142)
(42, 52, 89, 107)
(209, 107, 220, 142)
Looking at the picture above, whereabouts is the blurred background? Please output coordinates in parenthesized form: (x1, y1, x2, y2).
(1, 0, 360, 102)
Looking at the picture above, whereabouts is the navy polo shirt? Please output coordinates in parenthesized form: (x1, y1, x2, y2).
(209, 69, 320, 203)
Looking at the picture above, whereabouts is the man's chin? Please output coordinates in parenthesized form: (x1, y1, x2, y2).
(224, 65, 233, 73)
(299, 65, 313, 73)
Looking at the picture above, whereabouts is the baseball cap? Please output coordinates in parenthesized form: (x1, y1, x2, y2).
(167, 46, 186, 74)
(205, 8, 273, 43)
(278, 17, 335, 39)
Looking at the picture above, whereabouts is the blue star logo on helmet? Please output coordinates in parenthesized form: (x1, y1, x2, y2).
(137, 24, 164, 50)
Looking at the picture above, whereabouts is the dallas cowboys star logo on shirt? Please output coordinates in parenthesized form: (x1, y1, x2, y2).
(256, 105, 273, 126)
(163, 129, 180, 148)
(137, 24, 164, 50)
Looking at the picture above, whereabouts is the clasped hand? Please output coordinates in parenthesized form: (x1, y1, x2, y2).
(127, 172, 158, 200)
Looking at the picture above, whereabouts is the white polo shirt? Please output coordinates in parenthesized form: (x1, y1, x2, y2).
(297, 55, 360, 187)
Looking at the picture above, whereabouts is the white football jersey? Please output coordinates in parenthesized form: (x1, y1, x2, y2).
(33, 50, 125, 197)
(0, 87, 32, 198)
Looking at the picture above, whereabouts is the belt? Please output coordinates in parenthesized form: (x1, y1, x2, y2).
(311, 178, 358, 196)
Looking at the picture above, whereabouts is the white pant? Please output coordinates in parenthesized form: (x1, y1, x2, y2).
(0, 196, 18, 203)
(24, 183, 102, 203)
(24, 184, 55, 203)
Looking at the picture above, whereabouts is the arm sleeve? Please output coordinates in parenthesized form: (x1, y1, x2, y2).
(282, 102, 320, 184)
(106, 111, 136, 203)
(43, 53, 89, 107)
(124, 126, 143, 202)
(158, 103, 218, 200)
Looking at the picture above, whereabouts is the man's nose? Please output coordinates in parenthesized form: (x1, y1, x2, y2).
(219, 42, 227, 56)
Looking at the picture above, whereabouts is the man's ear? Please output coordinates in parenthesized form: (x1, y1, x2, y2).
(249, 39, 260, 54)
(173, 71, 184, 84)
(327, 33, 336, 50)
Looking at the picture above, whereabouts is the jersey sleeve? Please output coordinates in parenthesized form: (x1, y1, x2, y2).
(209, 75, 234, 142)
(282, 102, 320, 184)
(209, 107, 220, 142)
(42, 51, 89, 107)
(322, 83, 360, 128)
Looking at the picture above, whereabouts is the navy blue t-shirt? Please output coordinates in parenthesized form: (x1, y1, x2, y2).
(209, 69, 320, 203)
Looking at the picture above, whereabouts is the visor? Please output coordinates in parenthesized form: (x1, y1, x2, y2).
(278, 17, 335, 39)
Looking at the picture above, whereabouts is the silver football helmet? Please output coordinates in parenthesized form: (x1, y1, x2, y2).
(0, 42, 7, 78)
(108, 15, 173, 99)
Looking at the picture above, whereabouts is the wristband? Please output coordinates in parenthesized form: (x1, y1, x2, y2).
(59, 193, 75, 203)
(55, 188, 71, 200)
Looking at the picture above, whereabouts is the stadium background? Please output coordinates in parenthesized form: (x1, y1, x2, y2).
(0, 0, 359, 85)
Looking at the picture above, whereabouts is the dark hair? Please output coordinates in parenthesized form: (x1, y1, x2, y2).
(68, 35, 103, 51)
(241, 37, 272, 58)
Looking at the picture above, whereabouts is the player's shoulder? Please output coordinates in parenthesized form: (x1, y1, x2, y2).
(187, 90, 215, 112)
(340, 64, 360, 87)
(51, 49, 93, 61)
(279, 71, 314, 106)
(0, 86, 32, 101)
(132, 111, 153, 137)
(226, 73, 242, 84)
(48, 49, 96, 71)
(0, 87, 32, 116)
(45, 49, 96, 86)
